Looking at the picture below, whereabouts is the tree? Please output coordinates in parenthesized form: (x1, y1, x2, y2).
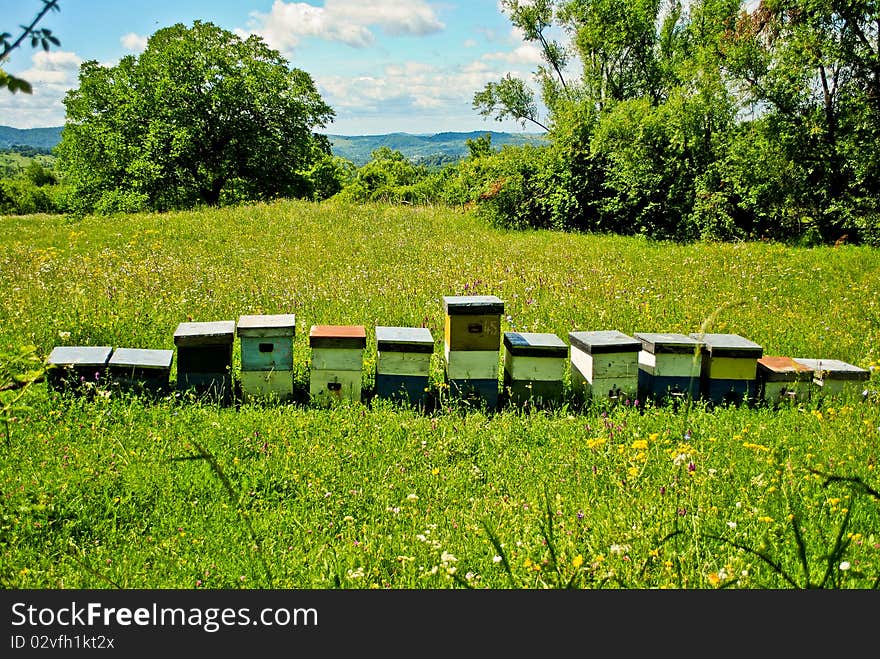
(56, 21, 335, 212)
(1, 0, 61, 93)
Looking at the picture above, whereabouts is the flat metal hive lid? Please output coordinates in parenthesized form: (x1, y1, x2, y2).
(792, 358, 869, 381)
(376, 326, 434, 353)
(174, 321, 236, 346)
(47, 345, 113, 367)
(442, 295, 504, 315)
(109, 347, 174, 370)
(634, 332, 702, 354)
(568, 330, 640, 354)
(309, 325, 367, 349)
(757, 356, 814, 381)
(690, 333, 762, 358)
(504, 332, 568, 357)
(236, 314, 296, 337)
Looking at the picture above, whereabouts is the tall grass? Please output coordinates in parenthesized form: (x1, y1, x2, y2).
(1, 199, 878, 589)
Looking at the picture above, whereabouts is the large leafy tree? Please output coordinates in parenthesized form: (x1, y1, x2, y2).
(57, 21, 334, 212)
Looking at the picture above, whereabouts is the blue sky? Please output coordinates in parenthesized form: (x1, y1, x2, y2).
(0, 0, 553, 135)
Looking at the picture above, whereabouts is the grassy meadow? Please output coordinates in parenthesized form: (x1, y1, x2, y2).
(1, 199, 879, 589)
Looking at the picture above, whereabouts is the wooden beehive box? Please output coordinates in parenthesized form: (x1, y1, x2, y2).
(634, 332, 702, 404)
(237, 314, 296, 402)
(108, 347, 173, 395)
(791, 358, 869, 399)
(375, 326, 434, 407)
(309, 325, 366, 406)
(690, 333, 762, 405)
(173, 320, 235, 399)
(568, 330, 640, 403)
(442, 295, 504, 408)
(46, 345, 113, 391)
(756, 356, 814, 404)
(502, 331, 568, 406)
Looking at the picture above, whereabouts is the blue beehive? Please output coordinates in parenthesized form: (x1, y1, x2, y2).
(375, 326, 434, 407)
(502, 331, 568, 406)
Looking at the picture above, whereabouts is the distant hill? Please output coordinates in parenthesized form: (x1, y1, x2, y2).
(0, 125, 546, 166)
(327, 131, 546, 166)
(0, 126, 63, 151)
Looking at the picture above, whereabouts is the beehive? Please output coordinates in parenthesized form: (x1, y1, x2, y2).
(502, 332, 568, 406)
(108, 347, 174, 395)
(756, 356, 814, 404)
(690, 333, 762, 405)
(568, 330, 640, 403)
(237, 314, 296, 402)
(309, 325, 366, 406)
(791, 358, 869, 399)
(442, 295, 504, 408)
(46, 345, 113, 391)
(374, 326, 434, 407)
(173, 320, 235, 400)
(634, 332, 702, 404)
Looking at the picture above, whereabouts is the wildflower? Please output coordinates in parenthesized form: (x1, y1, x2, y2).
(572, 555, 584, 569)
(839, 561, 851, 571)
(631, 439, 648, 450)
(431, 467, 439, 475)
(577, 510, 584, 520)
(649, 433, 659, 442)
(727, 521, 737, 529)
(688, 461, 696, 473)
(758, 516, 774, 523)
(673, 453, 689, 466)
(406, 493, 418, 502)
(440, 551, 457, 564)
(492, 555, 502, 563)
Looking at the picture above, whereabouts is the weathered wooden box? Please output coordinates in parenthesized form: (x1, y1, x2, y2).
(690, 333, 762, 405)
(502, 331, 568, 406)
(108, 347, 173, 395)
(791, 358, 869, 399)
(375, 326, 434, 406)
(569, 330, 640, 403)
(309, 325, 366, 406)
(46, 345, 113, 391)
(756, 356, 814, 404)
(237, 314, 296, 402)
(442, 295, 504, 408)
(634, 332, 702, 403)
(173, 320, 235, 399)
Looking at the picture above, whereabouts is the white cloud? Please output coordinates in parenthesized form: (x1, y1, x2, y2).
(120, 32, 148, 53)
(246, 0, 444, 52)
(0, 50, 82, 128)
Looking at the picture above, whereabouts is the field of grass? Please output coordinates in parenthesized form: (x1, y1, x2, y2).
(1, 199, 879, 589)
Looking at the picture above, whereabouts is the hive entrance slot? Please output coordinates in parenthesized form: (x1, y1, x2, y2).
(259, 343, 273, 353)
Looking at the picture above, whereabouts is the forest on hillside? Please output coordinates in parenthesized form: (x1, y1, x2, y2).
(2, 1, 879, 246)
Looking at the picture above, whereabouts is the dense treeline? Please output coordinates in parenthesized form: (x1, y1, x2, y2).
(3, 2, 879, 246)
(464, 0, 880, 245)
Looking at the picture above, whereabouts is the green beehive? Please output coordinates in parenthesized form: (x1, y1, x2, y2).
(756, 356, 814, 404)
(174, 320, 235, 400)
(108, 347, 174, 396)
(502, 332, 568, 406)
(46, 345, 113, 392)
(309, 325, 366, 406)
(237, 314, 296, 402)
